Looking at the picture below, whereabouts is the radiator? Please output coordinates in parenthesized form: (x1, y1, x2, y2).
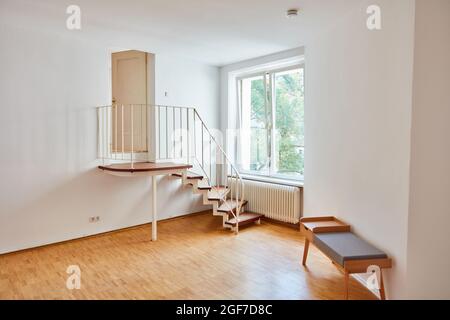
(238, 179, 302, 224)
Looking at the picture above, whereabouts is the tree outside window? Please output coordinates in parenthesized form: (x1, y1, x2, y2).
(239, 66, 304, 180)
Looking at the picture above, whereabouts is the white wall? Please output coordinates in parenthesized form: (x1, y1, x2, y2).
(156, 55, 220, 130)
(407, 0, 450, 299)
(303, 0, 416, 299)
(0, 19, 218, 254)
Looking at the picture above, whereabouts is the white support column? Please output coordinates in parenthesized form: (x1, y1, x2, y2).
(152, 175, 158, 241)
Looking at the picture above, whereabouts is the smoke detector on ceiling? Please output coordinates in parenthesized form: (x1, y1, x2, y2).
(286, 9, 299, 18)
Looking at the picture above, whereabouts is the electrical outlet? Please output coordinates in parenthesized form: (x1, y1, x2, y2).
(89, 216, 100, 223)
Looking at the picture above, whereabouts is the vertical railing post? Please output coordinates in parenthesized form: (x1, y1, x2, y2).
(97, 108, 103, 165)
(179, 107, 184, 159)
(104, 107, 107, 165)
(209, 137, 212, 186)
(173, 107, 176, 159)
(235, 167, 239, 234)
(121, 104, 124, 160)
(108, 106, 111, 161)
(201, 125, 204, 169)
(115, 104, 118, 160)
(139, 104, 142, 156)
(148, 104, 152, 162)
(187, 109, 190, 164)
(215, 148, 218, 188)
(166, 106, 168, 160)
(194, 111, 197, 159)
(158, 106, 161, 160)
(131, 104, 134, 169)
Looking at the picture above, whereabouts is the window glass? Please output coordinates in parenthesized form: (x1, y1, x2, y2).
(274, 68, 304, 178)
(238, 66, 304, 181)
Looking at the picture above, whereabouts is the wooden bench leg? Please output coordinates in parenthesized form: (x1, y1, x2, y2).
(302, 239, 310, 266)
(379, 270, 386, 300)
(344, 271, 349, 300)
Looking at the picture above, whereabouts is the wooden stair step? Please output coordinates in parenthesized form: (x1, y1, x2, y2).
(217, 200, 248, 213)
(225, 212, 264, 227)
(197, 179, 212, 190)
(172, 171, 203, 180)
(208, 187, 229, 201)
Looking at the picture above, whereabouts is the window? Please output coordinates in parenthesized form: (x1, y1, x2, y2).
(238, 66, 304, 181)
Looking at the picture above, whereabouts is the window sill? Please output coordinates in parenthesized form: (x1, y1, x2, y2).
(240, 174, 304, 188)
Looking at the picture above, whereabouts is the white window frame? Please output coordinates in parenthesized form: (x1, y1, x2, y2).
(236, 64, 305, 182)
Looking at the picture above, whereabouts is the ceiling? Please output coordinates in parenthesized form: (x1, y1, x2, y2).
(1, 0, 362, 66)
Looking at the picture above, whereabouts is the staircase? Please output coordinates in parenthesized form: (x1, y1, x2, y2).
(171, 171, 263, 232)
(97, 104, 263, 234)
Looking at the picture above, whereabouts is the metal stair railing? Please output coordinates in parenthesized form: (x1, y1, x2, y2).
(97, 104, 245, 233)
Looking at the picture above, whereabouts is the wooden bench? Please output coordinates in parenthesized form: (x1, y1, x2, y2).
(300, 216, 392, 300)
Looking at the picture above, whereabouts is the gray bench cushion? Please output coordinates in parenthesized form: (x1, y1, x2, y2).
(313, 232, 387, 266)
